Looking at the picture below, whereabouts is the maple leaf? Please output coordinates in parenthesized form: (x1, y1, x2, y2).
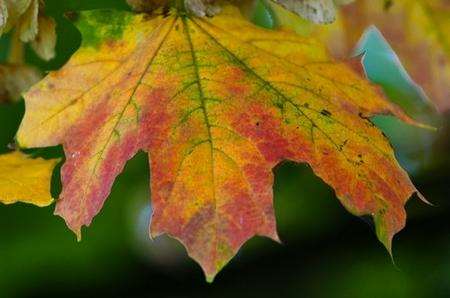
(335, 0, 450, 113)
(0, 151, 59, 207)
(17, 4, 424, 280)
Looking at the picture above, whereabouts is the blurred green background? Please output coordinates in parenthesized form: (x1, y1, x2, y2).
(0, 1, 449, 297)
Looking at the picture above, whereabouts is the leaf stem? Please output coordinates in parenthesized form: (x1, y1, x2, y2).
(172, 0, 186, 14)
(8, 29, 25, 64)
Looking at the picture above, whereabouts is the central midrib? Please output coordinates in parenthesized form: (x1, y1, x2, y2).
(181, 15, 219, 266)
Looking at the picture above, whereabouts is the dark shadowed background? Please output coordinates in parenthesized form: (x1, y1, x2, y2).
(0, 0, 449, 297)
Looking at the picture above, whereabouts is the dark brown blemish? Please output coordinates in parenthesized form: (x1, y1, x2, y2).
(320, 109, 332, 117)
(383, 0, 394, 11)
(339, 139, 349, 151)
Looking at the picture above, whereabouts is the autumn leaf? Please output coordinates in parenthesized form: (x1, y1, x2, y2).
(0, 0, 39, 40)
(16, 0, 39, 42)
(18, 4, 424, 280)
(30, 14, 57, 61)
(0, 151, 59, 207)
(335, 0, 450, 113)
(0, 0, 56, 61)
(0, 22, 42, 103)
(1, 0, 28, 35)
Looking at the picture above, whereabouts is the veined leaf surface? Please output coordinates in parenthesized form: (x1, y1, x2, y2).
(18, 5, 423, 280)
(0, 151, 58, 207)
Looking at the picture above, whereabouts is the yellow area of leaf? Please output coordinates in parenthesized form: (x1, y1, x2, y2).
(0, 151, 59, 207)
(18, 4, 421, 280)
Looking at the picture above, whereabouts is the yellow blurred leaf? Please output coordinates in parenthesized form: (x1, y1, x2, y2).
(1, 0, 32, 36)
(0, 151, 59, 207)
(17, 0, 38, 42)
(0, 0, 56, 61)
(31, 15, 56, 61)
